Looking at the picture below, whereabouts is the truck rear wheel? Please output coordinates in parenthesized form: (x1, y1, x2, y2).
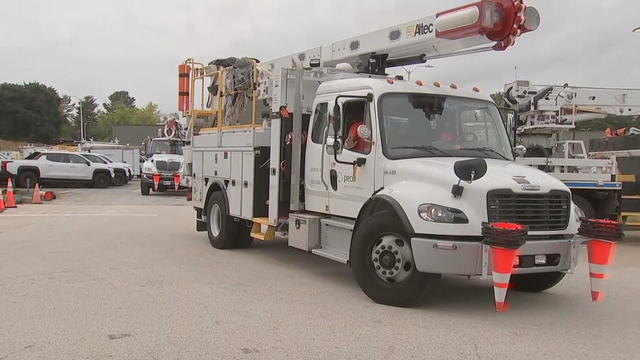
(18, 171, 38, 188)
(572, 194, 595, 219)
(206, 191, 240, 249)
(113, 172, 126, 186)
(93, 173, 110, 188)
(140, 182, 150, 195)
(351, 210, 439, 307)
(510, 272, 566, 292)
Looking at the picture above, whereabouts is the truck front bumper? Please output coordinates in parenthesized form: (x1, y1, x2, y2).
(410, 236, 577, 276)
(141, 173, 187, 189)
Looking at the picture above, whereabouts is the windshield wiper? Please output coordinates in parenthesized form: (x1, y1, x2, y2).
(392, 145, 450, 156)
(459, 147, 509, 160)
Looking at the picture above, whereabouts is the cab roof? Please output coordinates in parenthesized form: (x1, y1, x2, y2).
(316, 77, 493, 102)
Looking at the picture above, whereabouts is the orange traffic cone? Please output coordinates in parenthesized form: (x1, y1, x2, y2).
(43, 191, 55, 201)
(173, 174, 180, 191)
(0, 187, 5, 213)
(5, 178, 17, 208)
(153, 173, 160, 191)
(32, 183, 42, 204)
(482, 222, 529, 312)
(578, 219, 624, 302)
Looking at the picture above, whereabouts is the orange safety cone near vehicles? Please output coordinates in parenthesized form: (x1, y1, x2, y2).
(177, 0, 622, 307)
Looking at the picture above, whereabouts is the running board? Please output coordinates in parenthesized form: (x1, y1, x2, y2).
(311, 248, 348, 264)
(251, 217, 276, 241)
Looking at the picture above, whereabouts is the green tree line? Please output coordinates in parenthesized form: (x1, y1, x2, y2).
(0, 83, 162, 143)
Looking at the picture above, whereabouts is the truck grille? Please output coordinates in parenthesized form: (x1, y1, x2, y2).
(155, 160, 180, 172)
(487, 190, 571, 232)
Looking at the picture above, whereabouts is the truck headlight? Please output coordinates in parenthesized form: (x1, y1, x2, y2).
(418, 204, 469, 224)
(142, 163, 156, 173)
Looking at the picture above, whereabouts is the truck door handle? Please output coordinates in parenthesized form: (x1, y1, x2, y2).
(329, 169, 338, 191)
(243, 180, 248, 188)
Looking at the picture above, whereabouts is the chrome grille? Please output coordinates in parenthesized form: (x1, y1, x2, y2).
(155, 160, 180, 172)
(487, 190, 571, 232)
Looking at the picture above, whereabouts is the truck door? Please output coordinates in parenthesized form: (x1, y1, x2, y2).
(304, 100, 331, 213)
(328, 96, 376, 218)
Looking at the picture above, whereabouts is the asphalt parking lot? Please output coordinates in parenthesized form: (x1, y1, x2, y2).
(1, 181, 639, 359)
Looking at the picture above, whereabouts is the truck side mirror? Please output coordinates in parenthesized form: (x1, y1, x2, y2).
(332, 103, 341, 136)
(514, 145, 527, 157)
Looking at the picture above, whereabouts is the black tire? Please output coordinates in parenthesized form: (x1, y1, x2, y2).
(93, 172, 110, 188)
(113, 172, 126, 186)
(140, 182, 150, 195)
(510, 272, 566, 292)
(235, 220, 254, 249)
(157, 185, 167, 193)
(524, 145, 551, 171)
(572, 194, 595, 220)
(18, 171, 38, 188)
(206, 191, 240, 249)
(351, 210, 440, 307)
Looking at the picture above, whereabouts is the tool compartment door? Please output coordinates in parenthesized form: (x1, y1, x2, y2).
(241, 151, 254, 219)
(228, 151, 243, 217)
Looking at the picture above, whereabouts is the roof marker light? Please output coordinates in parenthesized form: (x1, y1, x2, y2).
(415, 80, 424, 86)
(450, 83, 458, 90)
(386, 78, 395, 84)
(433, 82, 441, 87)
(473, 86, 481, 93)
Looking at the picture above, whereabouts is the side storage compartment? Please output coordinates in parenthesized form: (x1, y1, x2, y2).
(241, 151, 254, 219)
(192, 150, 204, 206)
(288, 213, 323, 251)
(217, 151, 231, 179)
(228, 151, 243, 217)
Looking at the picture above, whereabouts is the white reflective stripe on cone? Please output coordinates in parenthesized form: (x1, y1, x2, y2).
(492, 271, 511, 284)
(493, 285, 508, 303)
(589, 263, 609, 275)
(589, 276, 607, 292)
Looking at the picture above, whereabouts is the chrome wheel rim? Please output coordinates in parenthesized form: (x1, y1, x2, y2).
(210, 204, 221, 237)
(371, 234, 414, 284)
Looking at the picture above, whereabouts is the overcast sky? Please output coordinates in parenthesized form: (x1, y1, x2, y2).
(1, 0, 638, 113)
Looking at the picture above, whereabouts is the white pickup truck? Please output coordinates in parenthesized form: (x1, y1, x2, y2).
(2, 151, 114, 188)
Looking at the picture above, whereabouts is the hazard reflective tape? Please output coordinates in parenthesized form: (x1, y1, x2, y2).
(493, 286, 508, 303)
(588, 263, 609, 275)
(492, 271, 511, 284)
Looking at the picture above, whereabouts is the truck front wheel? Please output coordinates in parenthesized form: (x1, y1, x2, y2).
(510, 272, 566, 292)
(351, 211, 439, 307)
(206, 191, 240, 249)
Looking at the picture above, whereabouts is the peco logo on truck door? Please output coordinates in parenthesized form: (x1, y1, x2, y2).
(407, 22, 434, 38)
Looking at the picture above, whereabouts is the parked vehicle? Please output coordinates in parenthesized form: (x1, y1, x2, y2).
(180, 1, 575, 307)
(95, 154, 134, 180)
(2, 151, 114, 188)
(78, 152, 129, 186)
(140, 138, 185, 195)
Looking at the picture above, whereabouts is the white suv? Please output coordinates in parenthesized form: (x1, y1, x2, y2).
(3, 151, 114, 188)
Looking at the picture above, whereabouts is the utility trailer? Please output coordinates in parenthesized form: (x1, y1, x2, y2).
(182, 1, 584, 306)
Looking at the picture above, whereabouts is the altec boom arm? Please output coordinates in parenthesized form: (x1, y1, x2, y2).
(263, 0, 540, 75)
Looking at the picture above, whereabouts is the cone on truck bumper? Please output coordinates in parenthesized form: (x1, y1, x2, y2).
(578, 219, 624, 302)
(482, 222, 528, 312)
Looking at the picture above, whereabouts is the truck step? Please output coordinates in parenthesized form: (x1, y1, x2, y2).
(250, 219, 275, 241)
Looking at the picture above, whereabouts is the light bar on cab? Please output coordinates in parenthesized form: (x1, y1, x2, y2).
(434, 0, 540, 50)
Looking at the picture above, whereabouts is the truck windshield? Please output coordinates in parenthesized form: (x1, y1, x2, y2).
(149, 140, 183, 155)
(379, 93, 513, 161)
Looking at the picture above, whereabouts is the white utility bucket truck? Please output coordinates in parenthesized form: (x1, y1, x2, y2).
(181, 1, 579, 306)
(504, 81, 640, 219)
